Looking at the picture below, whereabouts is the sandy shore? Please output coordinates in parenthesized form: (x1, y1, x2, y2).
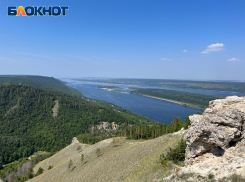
(140, 94, 184, 105)
(140, 94, 204, 109)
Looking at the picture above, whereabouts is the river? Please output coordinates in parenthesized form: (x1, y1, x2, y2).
(61, 79, 243, 124)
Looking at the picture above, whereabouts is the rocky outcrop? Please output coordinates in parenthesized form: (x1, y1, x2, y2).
(185, 96, 245, 165)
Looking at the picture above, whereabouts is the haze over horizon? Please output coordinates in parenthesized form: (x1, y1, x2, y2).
(1, 0, 245, 80)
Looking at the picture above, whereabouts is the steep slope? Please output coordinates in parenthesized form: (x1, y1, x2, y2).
(0, 84, 153, 166)
(28, 132, 185, 182)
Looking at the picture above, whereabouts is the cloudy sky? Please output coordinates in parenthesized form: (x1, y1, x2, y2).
(0, 0, 245, 80)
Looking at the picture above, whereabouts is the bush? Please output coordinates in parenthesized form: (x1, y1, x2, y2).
(230, 174, 245, 182)
(160, 139, 187, 168)
(77, 146, 81, 151)
(208, 173, 214, 179)
(31, 153, 53, 164)
(68, 159, 73, 170)
(48, 165, 53, 170)
(96, 148, 101, 157)
(26, 168, 34, 179)
(77, 133, 102, 145)
(81, 154, 84, 163)
(35, 167, 44, 176)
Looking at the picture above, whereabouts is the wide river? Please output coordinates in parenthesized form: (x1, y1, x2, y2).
(62, 79, 243, 124)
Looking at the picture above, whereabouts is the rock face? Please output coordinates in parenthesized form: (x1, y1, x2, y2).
(185, 96, 245, 165)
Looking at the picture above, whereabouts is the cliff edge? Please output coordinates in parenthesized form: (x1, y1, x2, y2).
(182, 96, 245, 179)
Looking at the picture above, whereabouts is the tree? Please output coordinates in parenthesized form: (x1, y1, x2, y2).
(27, 168, 34, 179)
(36, 167, 44, 176)
(96, 148, 101, 157)
(0, 161, 3, 170)
(81, 154, 84, 163)
(68, 159, 73, 170)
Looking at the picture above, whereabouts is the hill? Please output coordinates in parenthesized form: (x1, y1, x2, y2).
(28, 96, 245, 182)
(0, 76, 85, 98)
(28, 132, 184, 182)
(0, 76, 157, 123)
(0, 84, 154, 168)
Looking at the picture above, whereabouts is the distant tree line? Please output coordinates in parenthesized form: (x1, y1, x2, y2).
(118, 113, 201, 140)
(131, 88, 223, 109)
(0, 76, 85, 98)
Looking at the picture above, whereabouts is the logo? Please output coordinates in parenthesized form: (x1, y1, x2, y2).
(8, 6, 69, 16)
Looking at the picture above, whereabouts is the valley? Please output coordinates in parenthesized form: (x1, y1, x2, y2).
(0, 76, 244, 182)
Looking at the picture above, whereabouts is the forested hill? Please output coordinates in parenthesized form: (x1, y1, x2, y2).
(0, 76, 85, 98)
(0, 84, 153, 166)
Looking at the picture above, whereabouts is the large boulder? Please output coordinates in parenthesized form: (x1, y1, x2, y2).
(185, 96, 245, 164)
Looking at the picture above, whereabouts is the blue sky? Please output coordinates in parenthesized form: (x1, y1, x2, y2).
(0, 0, 245, 80)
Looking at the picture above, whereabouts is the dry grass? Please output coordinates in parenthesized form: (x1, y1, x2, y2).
(28, 133, 184, 182)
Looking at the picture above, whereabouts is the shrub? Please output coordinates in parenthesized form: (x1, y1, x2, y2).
(77, 146, 81, 151)
(81, 154, 84, 163)
(96, 148, 101, 157)
(48, 166, 53, 170)
(26, 168, 34, 179)
(35, 167, 44, 176)
(230, 174, 245, 182)
(68, 159, 73, 170)
(208, 173, 214, 179)
(160, 139, 187, 168)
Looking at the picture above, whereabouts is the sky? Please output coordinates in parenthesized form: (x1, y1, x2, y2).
(0, 0, 245, 80)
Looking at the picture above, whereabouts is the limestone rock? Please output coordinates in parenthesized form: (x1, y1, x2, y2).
(185, 96, 245, 165)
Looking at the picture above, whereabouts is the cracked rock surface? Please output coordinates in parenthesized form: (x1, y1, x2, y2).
(185, 96, 245, 165)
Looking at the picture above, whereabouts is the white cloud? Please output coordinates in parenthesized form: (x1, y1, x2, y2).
(183, 50, 187, 52)
(160, 58, 172, 61)
(227, 58, 241, 61)
(201, 43, 225, 54)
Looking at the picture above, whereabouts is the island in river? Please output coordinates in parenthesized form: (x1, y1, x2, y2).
(129, 88, 224, 110)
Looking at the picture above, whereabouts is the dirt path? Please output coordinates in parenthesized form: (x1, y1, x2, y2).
(52, 100, 59, 117)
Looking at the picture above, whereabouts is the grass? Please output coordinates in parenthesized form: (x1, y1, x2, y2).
(28, 133, 185, 182)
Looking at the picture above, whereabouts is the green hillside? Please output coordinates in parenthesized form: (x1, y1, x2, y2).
(0, 84, 154, 167)
(0, 76, 85, 98)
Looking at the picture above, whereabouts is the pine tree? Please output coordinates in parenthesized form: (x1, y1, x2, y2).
(81, 154, 84, 164)
(36, 167, 44, 176)
(68, 159, 73, 170)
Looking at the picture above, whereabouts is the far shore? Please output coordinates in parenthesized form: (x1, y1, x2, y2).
(139, 94, 204, 110)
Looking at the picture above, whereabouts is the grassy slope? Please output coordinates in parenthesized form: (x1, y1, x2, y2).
(29, 132, 184, 182)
